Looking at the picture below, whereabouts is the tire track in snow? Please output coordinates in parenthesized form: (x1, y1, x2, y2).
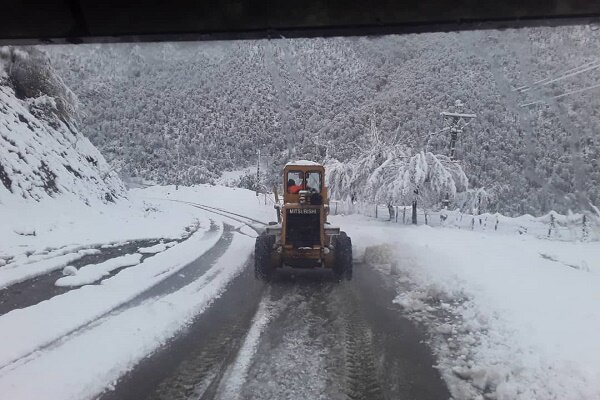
(214, 292, 275, 400)
(341, 292, 385, 400)
(148, 198, 268, 234)
(234, 274, 344, 400)
(233, 268, 449, 400)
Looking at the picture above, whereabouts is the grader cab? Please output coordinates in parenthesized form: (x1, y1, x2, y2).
(254, 161, 352, 280)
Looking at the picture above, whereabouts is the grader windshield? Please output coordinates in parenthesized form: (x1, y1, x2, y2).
(306, 171, 322, 193)
(286, 170, 322, 194)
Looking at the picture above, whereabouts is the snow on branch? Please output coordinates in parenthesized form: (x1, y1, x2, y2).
(326, 143, 468, 209)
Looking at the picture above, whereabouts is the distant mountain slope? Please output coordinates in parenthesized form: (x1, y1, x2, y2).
(0, 48, 125, 205)
(44, 25, 600, 215)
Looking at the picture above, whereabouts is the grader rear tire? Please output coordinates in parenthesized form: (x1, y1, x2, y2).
(255, 233, 275, 281)
(333, 231, 353, 281)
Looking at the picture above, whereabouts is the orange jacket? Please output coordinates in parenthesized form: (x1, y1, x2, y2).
(288, 184, 304, 194)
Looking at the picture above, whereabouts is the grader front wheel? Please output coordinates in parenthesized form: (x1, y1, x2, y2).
(255, 233, 275, 281)
(333, 231, 353, 280)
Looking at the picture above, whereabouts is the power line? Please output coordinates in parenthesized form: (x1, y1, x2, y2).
(514, 59, 600, 92)
(520, 82, 600, 107)
(519, 62, 600, 93)
(540, 62, 600, 87)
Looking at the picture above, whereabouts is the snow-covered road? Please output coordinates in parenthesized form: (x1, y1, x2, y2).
(101, 263, 448, 400)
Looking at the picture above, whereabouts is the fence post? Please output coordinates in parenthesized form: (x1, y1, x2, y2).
(582, 214, 588, 241)
(387, 204, 394, 221)
(375, 204, 378, 219)
(395, 206, 398, 223)
(412, 201, 417, 225)
(548, 213, 555, 238)
(403, 207, 406, 224)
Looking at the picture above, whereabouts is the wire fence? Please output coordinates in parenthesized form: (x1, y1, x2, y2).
(329, 200, 600, 242)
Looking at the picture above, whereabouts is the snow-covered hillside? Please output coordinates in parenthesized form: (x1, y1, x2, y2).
(45, 25, 600, 216)
(0, 47, 124, 207)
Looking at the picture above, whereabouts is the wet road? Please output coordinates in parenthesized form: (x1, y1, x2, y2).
(101, 262, 450, 400)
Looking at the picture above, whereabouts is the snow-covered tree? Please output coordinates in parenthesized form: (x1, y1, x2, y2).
(327, 150, 468, 210)
(326, 119, 468, 210)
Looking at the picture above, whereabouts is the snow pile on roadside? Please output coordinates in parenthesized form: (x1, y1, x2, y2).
(55, 253, 143, 287)
(342, 202, 600, 242)
(0, 190, 205, 270)
(431, 208, 599, 242)
(337, 215, 600, 400)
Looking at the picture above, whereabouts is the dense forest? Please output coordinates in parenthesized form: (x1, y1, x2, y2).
(43, 25, 600, 216)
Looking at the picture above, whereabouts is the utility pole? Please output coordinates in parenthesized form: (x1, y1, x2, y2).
(441, 100, 476, 161)
(256, 149, 261, 196)
(440, 100, 476, 208)
(176, 132, 182, 190)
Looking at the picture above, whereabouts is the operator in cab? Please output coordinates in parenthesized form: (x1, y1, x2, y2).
(287, 171, 305, 194)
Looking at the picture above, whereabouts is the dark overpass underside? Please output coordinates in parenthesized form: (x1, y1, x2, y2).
(2, 1, 600, 44)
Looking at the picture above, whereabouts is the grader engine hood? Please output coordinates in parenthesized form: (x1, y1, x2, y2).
(285, 206, 321, 248)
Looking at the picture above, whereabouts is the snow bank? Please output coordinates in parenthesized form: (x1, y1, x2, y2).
(0, 184, 262, 289)
(0, 190, 206, 267)
(339, 203, 600, 242)
(337, 215, 600, 399)
(55, 253, 143, 287)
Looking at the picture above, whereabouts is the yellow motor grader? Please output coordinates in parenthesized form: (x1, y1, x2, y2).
(255, 161, 352, 280)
